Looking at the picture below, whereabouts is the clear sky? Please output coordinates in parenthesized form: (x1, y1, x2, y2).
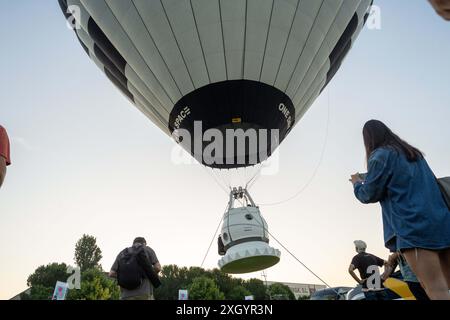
(1, 1, 449, 299)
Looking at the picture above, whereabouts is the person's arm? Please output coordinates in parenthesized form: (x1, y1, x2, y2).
(0, 157, 6, 188)
(109, 256, 119, 278)
(353, 149, 392, 204)
(374, 255, 390, 282)
(147, 247, 161, 274)
(429, 0, 450, 20)
(348, 264, 364, 285)
(153, 262, 162, 274)
(109, 270, 117, 278)
(381, 253, 399, 280)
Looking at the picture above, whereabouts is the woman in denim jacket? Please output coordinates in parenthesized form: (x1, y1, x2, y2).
(350, 120, 450, 300)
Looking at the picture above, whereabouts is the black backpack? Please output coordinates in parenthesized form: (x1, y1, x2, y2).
(117, 247, 144, 290)
(117, 246, 162, 290)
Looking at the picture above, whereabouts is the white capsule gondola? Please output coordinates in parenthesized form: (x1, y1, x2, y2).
(218, 187, 280, 274)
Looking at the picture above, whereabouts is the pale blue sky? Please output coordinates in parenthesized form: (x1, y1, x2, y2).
(1, 1, 449, 299)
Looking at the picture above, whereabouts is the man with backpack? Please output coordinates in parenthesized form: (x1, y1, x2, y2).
(109, 237, 161, 300)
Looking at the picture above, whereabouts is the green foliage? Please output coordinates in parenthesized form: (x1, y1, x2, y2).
(23, 262, 70, 300)
(154, 265, 270, 300)
(74, 234, 102, 272)
(227, 285, 252, 300)
(24, 234, 109, 300)
(188, 276, 225, 300)
(27, 262, 69, 288)
(67, 268, 119, 300)
(24, 259, 299, 301)
(268, 283, 296, 300)
(186, 267, 207, 281)
(23, 232, 280, 301)
(154, 265, 268, 300)
(243, 279, 268, 300)
(155, 265, 190, 300)
(209, 268, 244, 299)
(21, 285, 53, 300)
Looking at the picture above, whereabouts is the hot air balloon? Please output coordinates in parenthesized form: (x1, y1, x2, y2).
(59, 0, 373, 273)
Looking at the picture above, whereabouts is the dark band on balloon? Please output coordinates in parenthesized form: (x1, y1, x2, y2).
(364, 0, 375, 24)
(58, 0, 136, 103)
(76, 36, 90, 56)
(323, 13, 359, 91)
(93, 44, 128, 89)
(105, 69, 134, 102)
(58, 0, 71, 20)
(87, 19, 127, 75)
(58, 0, 88, 55)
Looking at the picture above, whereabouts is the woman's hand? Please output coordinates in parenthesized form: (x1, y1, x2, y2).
(350, 173, 363, 185)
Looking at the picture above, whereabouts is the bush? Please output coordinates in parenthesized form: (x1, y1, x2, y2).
(67, 268, 119, 300)
(227, 285, 252, 300)
(188, 276, 225, 300)
(268, 283, 296, 300)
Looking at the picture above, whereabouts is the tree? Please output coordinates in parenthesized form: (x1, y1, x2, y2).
(185, 266, 209, 283)
(210, 268, 243, 299)
(154, 265, 271, 300)
(21, 285, 53, 300)
(27, 262, 69, 288)
(188, 277, 225, 300)
(25, 263, 69, 300)
(74, 234, 102, 272)
(267, 283, 296, 300)
(155, 265, 190, 300)
(227, 285, 251, 300)
(155, 266, 219, 300)
(243, 279, 268, 300)
(67, 268, 119, 300)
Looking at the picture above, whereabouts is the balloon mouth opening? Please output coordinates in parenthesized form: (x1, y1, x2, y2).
(169, 80, 295, 169)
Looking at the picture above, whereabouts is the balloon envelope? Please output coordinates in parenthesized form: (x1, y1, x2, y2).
(59, 0, 372, 168)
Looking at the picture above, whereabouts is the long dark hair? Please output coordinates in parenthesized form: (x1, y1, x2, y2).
(363, 120, 423, 164)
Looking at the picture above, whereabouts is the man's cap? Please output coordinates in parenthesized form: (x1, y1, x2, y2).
(354, 240, 367, 250)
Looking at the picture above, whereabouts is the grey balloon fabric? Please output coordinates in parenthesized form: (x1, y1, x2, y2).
(59, 0, 373, 168)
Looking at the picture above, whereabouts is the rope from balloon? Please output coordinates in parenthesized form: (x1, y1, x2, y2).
(202, 87, 330, 205)
(235, 195, 338, 294)
(199, 183, 337, 293)
(200, 203, 229, 268)
(258, 87, 331, 206)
